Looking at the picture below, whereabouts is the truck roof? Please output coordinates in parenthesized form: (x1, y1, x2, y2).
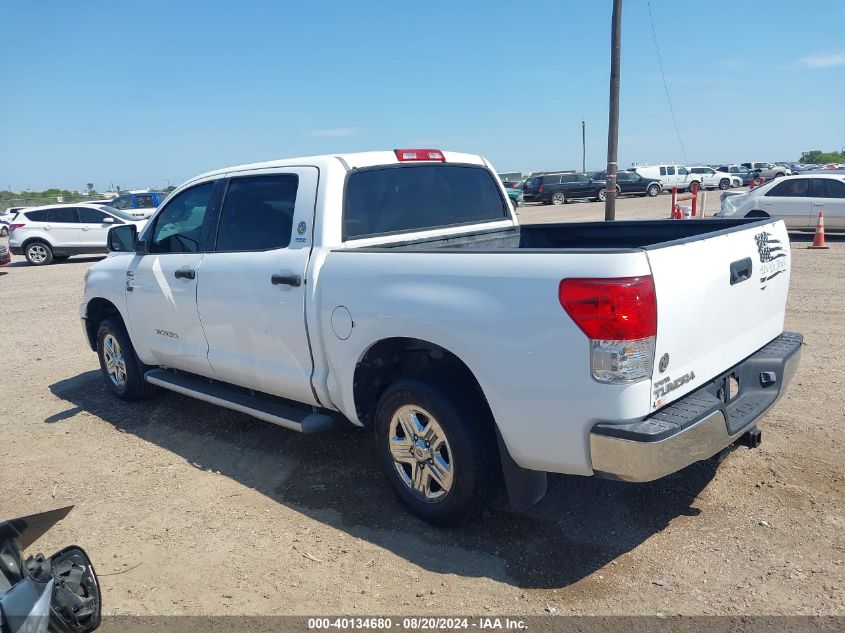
(184, 150, 488, 187)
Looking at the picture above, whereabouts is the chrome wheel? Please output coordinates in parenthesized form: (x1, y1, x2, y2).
(551, 192, 565, 205)
(102, 333, 127, 389)
(27, 244, 49, 264)
(599, 189, 607, 201)
(388, 405, 453, 502)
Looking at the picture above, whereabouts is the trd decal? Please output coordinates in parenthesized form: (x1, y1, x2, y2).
(755, 231, 787, 290)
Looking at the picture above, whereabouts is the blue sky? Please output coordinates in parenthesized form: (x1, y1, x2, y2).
(1, 0, 843, 191)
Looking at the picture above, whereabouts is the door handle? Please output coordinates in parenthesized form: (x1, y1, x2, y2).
(812, 201, 823, 206)
(271, 274, 301, 287)
(730, 257, 752, 285)
(174, 269, 196, 280)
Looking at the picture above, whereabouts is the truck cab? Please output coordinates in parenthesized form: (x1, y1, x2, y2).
(108, 192, 168, 219)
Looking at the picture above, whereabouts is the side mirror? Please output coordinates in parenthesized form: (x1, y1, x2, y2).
(102, 217, 115, 225)
(107, 224, 137, 253)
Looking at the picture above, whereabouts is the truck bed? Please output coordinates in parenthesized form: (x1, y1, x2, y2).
(346, 218, 769, 252)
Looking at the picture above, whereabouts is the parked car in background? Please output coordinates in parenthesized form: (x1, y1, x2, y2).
(0, 243, 10, 266)
(631, 164, 700, 192)
(537, 173, 606, 204)
(593, 171, 662, 197)
(503, 185, 523, 210)
(716, 165, 756, 186)
(108, 191, 168, 218)
(741, 162, 791, 180)
(689, 166, 741, 190)
(717, 173, 845, 230)
(522, 174, 568, 202)
(8, 203, 148, 265)
(0, 207, 25, 236)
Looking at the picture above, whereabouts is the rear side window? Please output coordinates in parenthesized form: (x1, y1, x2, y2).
(544, 175, 563, 185)
(24, 209, 49, 222)
(560, 175, 577, 183)
(215, 175, 299, 252)
(767, 179, 810, 198)
(659, 167, 667, 176)
(136, 195, 155, 208)
(46, 207, 79, 223)
(812, 178, 845, 198)
(344, 165, 508, 239)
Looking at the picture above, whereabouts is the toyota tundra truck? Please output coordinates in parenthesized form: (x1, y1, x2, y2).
(80, 149, 802, 525)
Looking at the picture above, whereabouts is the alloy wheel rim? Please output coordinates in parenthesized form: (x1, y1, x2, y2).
(387, 405, 453, 502)
(29, 245, 48, 263)
(103, 334, 127, 388)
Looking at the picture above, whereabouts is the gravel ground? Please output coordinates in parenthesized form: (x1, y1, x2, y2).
(0, 199, 842, 617)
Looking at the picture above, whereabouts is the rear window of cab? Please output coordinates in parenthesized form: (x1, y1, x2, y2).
(344, 164, 508, 239)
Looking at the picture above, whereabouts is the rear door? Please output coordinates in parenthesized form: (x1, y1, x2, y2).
(810, 177, 845, 229)
(195, 167, 319, 405)
(77, 206, 117, 249)
(44, 206, 81, 247)
(760, 178, 812, 229)
(646, 220, 791, 411)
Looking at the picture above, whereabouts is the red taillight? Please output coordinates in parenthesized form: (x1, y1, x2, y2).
(394, 148, 445, 162)
(9, 223, 25, 232)
(559, 276, 657, 340)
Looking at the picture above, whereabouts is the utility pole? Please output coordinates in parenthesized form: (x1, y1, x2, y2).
(581, 120, 586, 173)
(605, 0, 623, 221)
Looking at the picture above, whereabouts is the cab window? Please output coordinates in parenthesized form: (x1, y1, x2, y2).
(148, 182, 215, 253)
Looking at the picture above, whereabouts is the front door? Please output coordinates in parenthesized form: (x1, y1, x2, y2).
(196, 167, 319, 405)
(77, 206, 117, 250)
(760, 178, 813, 229)
(125, 180, 220, 376)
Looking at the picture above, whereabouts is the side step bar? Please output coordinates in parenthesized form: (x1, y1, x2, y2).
(144, 369, 335, 434)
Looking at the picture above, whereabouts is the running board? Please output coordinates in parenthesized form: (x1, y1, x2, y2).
(144, 369, 334, 434)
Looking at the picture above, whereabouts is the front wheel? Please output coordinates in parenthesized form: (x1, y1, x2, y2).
(374, 377, 497, 526)
(646, 183, 660, 197)
(96, 318, 158, 401)
(719, 178, 730, 190)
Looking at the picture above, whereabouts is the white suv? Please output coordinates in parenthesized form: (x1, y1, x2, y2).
(9, 203, 148, 265)
(688, 166, 742, 190)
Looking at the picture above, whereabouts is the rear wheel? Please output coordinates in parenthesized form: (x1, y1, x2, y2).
(745, 210, 770, 218)
(25, 241, 53, 266)
(96, 318, 158, 401)
(374, 376, 497, 526)
(0, 226, 8, 237)
(719, 178, 730, 190)
(646, 183, 660, 197)
(551, 191, 566, 205)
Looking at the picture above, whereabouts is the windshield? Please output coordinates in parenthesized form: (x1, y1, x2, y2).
(98, 205, 140, 221)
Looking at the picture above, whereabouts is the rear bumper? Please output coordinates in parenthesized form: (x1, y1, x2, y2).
(590, 332, 802, 482)
(10, 246, 23, 255)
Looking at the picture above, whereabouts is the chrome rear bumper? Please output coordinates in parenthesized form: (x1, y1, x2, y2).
(590, 332, 802, 482)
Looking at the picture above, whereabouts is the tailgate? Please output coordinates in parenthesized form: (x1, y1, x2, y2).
(646, 219, 791, 411)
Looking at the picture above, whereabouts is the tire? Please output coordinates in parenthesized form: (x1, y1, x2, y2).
(551, 191, 566, 205)
(775, 172, 785, 178)
(745, 210, 770, 219)
(510, 198, 518, 212)
(598, 189, 607, 202)
(0, 226, 8, 237)
(718, 178, 730, 190)
(96, 318, 158, 401)
(646, 183, 660, 197)
(374, 376, 497, 526)
(688, 181, 700, 193)
(24, 241, 53, 266)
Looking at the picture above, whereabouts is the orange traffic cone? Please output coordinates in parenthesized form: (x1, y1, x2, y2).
(808, 211, 829, 249)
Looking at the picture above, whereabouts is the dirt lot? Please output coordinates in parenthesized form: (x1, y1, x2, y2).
(1, 197, 843, 617)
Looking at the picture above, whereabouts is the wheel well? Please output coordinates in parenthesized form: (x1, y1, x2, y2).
(745, 210, 770, 218)
(84, 298, 125, 351)
(21, 237, 52, 251)
(353, 337, 490, 428)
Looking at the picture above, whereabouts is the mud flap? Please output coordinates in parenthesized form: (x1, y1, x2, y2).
(496, 428, 547, 512)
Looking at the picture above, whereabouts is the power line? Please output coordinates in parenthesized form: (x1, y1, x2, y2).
(646, 0, 688, 165)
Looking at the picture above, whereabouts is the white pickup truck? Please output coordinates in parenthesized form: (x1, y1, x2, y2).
(81, 149, 802, 525)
